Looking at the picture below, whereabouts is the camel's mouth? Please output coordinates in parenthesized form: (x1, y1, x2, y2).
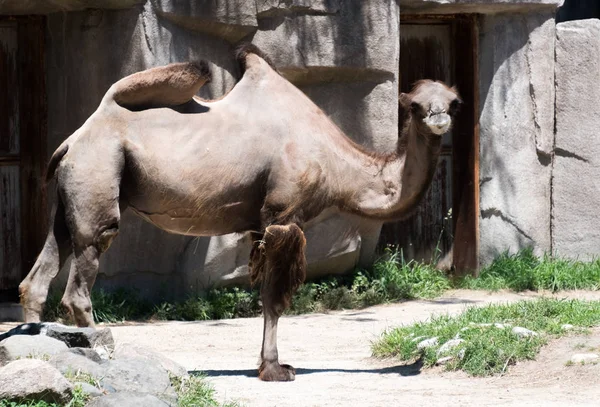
(423, 112, 451, 136)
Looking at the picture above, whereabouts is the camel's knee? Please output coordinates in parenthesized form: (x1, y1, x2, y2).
(61, 295, 94, 328)
(95, 223, 119, 253)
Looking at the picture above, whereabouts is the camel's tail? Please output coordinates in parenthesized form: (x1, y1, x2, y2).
(107, 61, 211, 109)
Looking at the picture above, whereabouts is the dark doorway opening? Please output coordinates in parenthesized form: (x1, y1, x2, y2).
(379, 14, 479, 275)
(0, 16, 47, 302)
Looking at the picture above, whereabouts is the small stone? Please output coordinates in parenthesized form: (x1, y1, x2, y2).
(85, 391, 170, 407)
(100, 357, 177, 403)
(458, 349, 466, 359)
(570, 353, 599, 364)
(416, 337, 439, 350)
(113, 343, 188, 378)
(94, 345, 111, 361)
(74, 382, 104, 398)
(437, 339, 465, 356)
(410, 336, 427, 343)
(49, 349, 105, 378)
(436, 356, 454, 366)
(561, 324, 574, 331)
(512, 327, 538, 338)
(494, 323, 511, 329)
(0, 359, 73, 403)
(0, 335, 68, 366)
(44, 325, 114, 350)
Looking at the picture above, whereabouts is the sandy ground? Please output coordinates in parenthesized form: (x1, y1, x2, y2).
(3, 290, 600, 406)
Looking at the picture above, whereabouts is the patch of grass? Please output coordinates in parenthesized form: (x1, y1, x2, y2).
(373, 298, 600, 376)
(171, 373, 240, 407)
(458, 249, 600, 292)
(42, 249, 600, 324)
(0, 385, 89, 407)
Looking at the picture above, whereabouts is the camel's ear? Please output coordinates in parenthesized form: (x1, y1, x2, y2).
(399, 93, 412, 109)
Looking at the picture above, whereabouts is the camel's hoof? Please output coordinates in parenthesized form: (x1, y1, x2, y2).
(258, 362, 296, 382)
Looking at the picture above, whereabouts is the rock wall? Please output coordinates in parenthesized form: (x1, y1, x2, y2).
(553, 19, 600, 261)
(477, 12, 555, 265)
(45, 0, 399, 298)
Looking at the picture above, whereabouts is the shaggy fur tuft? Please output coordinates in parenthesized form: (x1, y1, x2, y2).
(235, 43, 279, 75)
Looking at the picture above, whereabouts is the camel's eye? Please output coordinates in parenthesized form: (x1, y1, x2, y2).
(410, 102, 421, 113)
(449, 98, 462, 114)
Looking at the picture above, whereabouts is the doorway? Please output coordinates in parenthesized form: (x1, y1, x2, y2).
(0, 16, 47, 301)
(379, 15, 479, 274)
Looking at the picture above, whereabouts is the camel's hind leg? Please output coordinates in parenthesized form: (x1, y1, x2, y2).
(19, 195, 72, 322)
(250, 224, 307, 382)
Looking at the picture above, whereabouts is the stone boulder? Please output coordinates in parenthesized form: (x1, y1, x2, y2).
(0, 335, 68, 366)
(553, 19, 600, 261)
(49, 349, 106, 377)
(44, 324, 114, 349)
(0, 359, 73, 403)
(113, 343, 187, 377)
(85, 391, 170, 407)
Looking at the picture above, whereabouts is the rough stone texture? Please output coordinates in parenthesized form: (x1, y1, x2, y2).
(437, 338, 465, 356)
(46, 1, 399, 296)
(76, 382, 104, 398)
(48, 349, 106, 377)
(402, 0, 563, 14)
(113, 343, 187, 377)
(570, 353, 599, 364)
(417, 337, 439, 350)
(85, 392, 170, 407)
(512, 326, 538, 338)
(553, 19, 600, 261)
(67, 347, 104, 363)
(478, 12, 555, 266)
(0, 359, 73, 403)
(0, 335, 68, 366)
(44, 325, 114, 349)
(0, 0, 143, 15)
(100, 357, 176, 403)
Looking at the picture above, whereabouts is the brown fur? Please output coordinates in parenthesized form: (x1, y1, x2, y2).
(112, 61, 211, 109)
(250, 224, 307, 311)
(236, 43, 279, 75)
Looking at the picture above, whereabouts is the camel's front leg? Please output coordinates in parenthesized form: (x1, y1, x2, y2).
(250, 224, 307, 381)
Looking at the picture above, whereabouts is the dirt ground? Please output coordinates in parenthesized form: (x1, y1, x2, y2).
(3, 290, 600, 406)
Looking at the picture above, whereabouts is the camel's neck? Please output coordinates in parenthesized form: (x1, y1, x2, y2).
(336, 115, 442, 221)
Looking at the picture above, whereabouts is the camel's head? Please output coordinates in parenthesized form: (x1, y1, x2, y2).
(400, 80, 462, 136)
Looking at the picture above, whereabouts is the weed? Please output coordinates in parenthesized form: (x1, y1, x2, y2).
(171, 373, 239, 407)
(373, 299, 600, 376)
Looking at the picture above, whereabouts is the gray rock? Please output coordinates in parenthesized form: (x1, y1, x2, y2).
(0, 335, 68, 366)
(68, 347, 104, 363)
(570, 353, 599, 364)
(512, 327, 538, 338)
(0, 359, 73, 403)
(257, 0, 340, 16)
(561, 324, 574, 331)
(416, 337, 439, 350)
(436, 356, 454, 366)
(74, 382, 104, 398)
(44, 325, 114, 349)
(113, 343, 187, 377)
(494, 323, 511, 329)
(478, 12, 555, 265)
(437, 339, 465, 356)
(101, 357, 176, 403)
(94, 345, 112, 361)
(85, 391, 170, 407)
(49, 349, 106, 378)
(554, 19, 600, 261)
(410, 336, 427, 343)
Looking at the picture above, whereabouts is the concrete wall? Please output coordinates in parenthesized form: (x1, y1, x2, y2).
(477, 12, 555, 265)
(44, 0, 399, 299)
(553, 19, 600, 261)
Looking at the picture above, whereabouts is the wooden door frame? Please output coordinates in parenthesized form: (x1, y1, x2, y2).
(400, 14, 480, 275)
(0, 15, 47, 301)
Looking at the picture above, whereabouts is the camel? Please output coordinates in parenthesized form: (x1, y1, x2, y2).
(19, 44, 461, 381)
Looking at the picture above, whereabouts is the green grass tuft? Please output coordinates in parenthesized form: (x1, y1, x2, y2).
(372, 298, 600, 376)
(458, 249, 600, 292)
(171, 373, 240, 407)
